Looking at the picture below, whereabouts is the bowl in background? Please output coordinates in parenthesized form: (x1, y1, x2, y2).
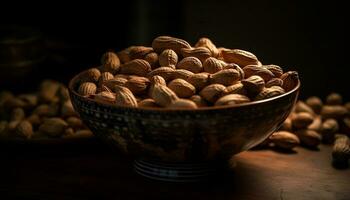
(69, 70, 300, 181)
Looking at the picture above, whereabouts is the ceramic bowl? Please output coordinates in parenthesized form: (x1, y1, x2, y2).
(69, 70, 299, 162)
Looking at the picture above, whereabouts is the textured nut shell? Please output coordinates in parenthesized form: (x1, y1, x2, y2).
(114, 86, 138, 107)
(148, 67, 175, 81)
(125, 76, 150, 95)
(10, 107, 25, 121)
(203, 57, 224, 74)
(241, 75, 265, 96)
(94, 91, 116, 103)
(264, 64, 283, 78)
(66, 117, 84, 129)
(195, 37, 219, 58)
(103, 77, 128, 91)
(159, 49, 178, 67)
(210, 69, 240, 86)
(266, 78, 283, 88)
(295, 101, 315, 116)
(168, 99, 198, 109)
(279, 118, 292, 132)
(223, 63, 245, 80)
(168, 79, 196, 98)
(144, 52, 159, 69)
(332, 135, 350, 162)
(215, 94, 250, 106)
(221, 49, 259, 67)
(100, 51, 120, 73)
(39, 118, 68, 137)
(176, 57, 203, 73)
(120, 59, 152, 77)
(199, 84, 226, 103)
(280, 71, 299, 92)
(321, 105, 348, 119)
(151, 84, 179, 107)
(269, 131, 300, 149)
(152, 36, 191, 55)
(98, 72, 114, 86)
(181, 47, 212, 63)
(296, 129, 321, 147)
(255, 86, 285, 100)
(243, 65, 275, 82)
(128, 46, 154, 60)
(326, 93, 343, 105)
(172, 69, 194, 80)
(78, 82, 97, 96)
(225, 82, 247, 95)
(187, 73, 210, 91)
(117, 46, 134, 64)
(81, 68, 101, 83)
(308, 116, 322, 132)
(306, 96, 323, 114)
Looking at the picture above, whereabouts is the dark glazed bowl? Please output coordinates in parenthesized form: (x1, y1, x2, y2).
(69, 70, 300, 162)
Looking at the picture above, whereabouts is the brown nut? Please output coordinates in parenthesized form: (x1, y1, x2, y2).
(326, 93, 343, 105)
(100, 51, 120, 73)
(151, 84, 179, 107)
(15, 120, 33, 139)
(94, 91, 116, 103)
(255, 86, 285, 101)
(203, 57, 224, 74)
(10, 107, 25, 121)
(128, 46, 154, 60)
(138, 99, 160, 108)
(225, 82, 247, 95)
(39, 118, 68, 137)
(210, 69, 240, 86)
(265, 78, 283, 88)
(176, 57, 203, 73)
(214, 94, 250, 106)
(291, 112, 314, 129)
(98, 72, 114, 86)
(114, 86, 138, 107)
(305, 96, 323, 114)
(159, 49, 178, 67)
(172, 69, 194, 80)
(78, 82, 97, 96)
(152, 36, 191, 55)
(187, 73, 210, 91)
(144, 52, 159, 69)
(241, 75, 265, 96)
(168, 79, 196, 98)
(221, 49, 259, 67)
(295, 101, 316, 116)
(321, 119, 339, 144)
(295, 129, 321, 147)
(168, 99, 198, 109)
(243, 65, 275, 82)
(332, 134, 350, 167)
(199, 84, 226, 103)
(264, 64, 283, 78)
(280, 71, 299, 92)
(321, 105, 348, 119)
(125, 76, 150, 95)
(195, 37, 219, 58)
(190, 95, 208, 107)
(147, 67, 175, 81)
(120, 59, 152, 77)
(269, 131, 300, 149)
(223, 63, 245, 80)
(181, 47, 212, 63)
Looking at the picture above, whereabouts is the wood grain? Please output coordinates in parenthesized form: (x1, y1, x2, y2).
(0, 141, 349, 200)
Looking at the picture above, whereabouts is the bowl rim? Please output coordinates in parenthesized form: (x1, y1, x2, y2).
(68, 69, 300, 112)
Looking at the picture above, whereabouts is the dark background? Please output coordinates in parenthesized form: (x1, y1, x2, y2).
(0, 0, 347, 100)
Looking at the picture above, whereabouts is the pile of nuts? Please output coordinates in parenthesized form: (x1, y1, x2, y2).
(0, 80, 92, 140)
(266, 93, 350, 168)
(75, 36, 299, 109)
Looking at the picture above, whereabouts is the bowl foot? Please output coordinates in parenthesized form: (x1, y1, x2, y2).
(134, 158, 229, 182)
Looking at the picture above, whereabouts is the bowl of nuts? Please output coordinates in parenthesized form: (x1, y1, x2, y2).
(69, 36, 300, 181)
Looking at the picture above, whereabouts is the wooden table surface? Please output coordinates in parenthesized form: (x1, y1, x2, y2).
(0, 139, 349, 200)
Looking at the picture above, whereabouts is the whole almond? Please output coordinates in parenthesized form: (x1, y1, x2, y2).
(280, 71, 299, 92)
(292, 112, 314, 129)
(78, 82, 97, 96)
(120, 59, 152, 77)
(199, 84, 226, 103)
(114, 86, 138, 107)
(241, 75, 265, 96)
(151, 84, 179, 107)
(266, 78, 283, 88)
(255, 86, 285, 100)
(306, 96, 323, 114)
(168, 79, 196, 98)
(332, 134, 350, 167)
(215, 94, 250, 106)
(159, 49, 178, 67)
(181, 47, 212, 63)
(326, 93, 343, 105)
(138, 99, 160, 108)
(195, 37, 219, 58)
(269, 131, 300, 149)
(147, 67, 175, 81)
(176, 57, 203, 73)
(225, 82, 247, 95)
(100, 51, 120, 73)
(128, 46, 154, 60)
(144, 52, 159, 69)
(221, 49, 259, 67)
(187, 73, 210, 91)
(190, 95, 208, 107)
(210, 69, 240, 86)
(321, 105, 348, 119)
(39, 118, 68, 137)
(152, 36, 191, 55)
(243, 65, 275, 82)
(172, 69, 194, 80)
(125, 76, 150, 95)
(15, 120, 33, 139)
(203, 57, 224, 73)
(264, 64, 283, 78)
(168, 99, 198, 109)
(223, 63, 245, 80)
(296, 129, 321, 147)
(94, 91, 116, 103)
